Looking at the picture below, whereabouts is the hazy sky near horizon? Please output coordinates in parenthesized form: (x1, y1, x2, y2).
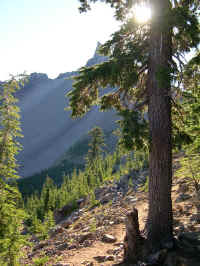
(0, 0, 119, 81)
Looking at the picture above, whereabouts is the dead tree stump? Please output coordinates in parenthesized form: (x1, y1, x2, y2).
(124, 208, 146, 263)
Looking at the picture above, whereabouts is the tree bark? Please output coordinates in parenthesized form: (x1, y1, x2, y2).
(124, 208, 146, 263)
(147, 0, 173, 249)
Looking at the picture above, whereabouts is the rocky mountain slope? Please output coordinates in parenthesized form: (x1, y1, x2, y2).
(21, 168, 200, 265)
(15, 43, 117, 178)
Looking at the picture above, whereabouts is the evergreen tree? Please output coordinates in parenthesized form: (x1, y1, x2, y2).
(41, 176, 56, 213)
(85, 127, 106, 184)
(85, 126, 105, 164)
(0, 182, 27, 266)
(0, 77, 23, 180)
(68, 0, 200, 257)
(176, 53, 200, 191)
(0, 76, 28, 265)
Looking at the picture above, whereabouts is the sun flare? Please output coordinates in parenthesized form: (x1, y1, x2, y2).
(132, 4, 152, 24)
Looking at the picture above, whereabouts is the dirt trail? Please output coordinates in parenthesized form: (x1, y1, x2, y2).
(62, 224, 125, 265)
(55, 196, 148, 266)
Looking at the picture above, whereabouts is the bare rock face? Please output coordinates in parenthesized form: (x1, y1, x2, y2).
(86, 41, 108, 67)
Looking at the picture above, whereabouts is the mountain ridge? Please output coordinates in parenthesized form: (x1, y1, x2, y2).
(15, 42, 117, 178)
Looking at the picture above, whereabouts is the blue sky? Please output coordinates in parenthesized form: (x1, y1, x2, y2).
(0, 0, 119, 80)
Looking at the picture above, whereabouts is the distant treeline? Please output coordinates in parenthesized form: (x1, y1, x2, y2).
(18, 129, 117, 197)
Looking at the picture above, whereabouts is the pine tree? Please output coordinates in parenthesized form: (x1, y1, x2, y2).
(85, 127, 105, 164)
(68, 0, 200, 259)
(41, 176, 56, 214)
(0, 77, 23, 180)
(0, 76, 28, 265)
(0, 179, 27, 265)
(176, 53, 200, 197)
(85, 127, 106, 184)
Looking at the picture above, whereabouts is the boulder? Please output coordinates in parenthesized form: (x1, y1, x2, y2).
(54, 202, 75, 223)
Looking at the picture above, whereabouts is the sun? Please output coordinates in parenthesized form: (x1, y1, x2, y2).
(132, 3, 152, 24)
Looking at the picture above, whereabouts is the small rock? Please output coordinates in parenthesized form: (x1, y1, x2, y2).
(175, 193, 192, 203)
(57, 243, 68, 251)
(82, 226, 90, 232)
(115, 216, 125, 224)
(114, 242, 124, 247)
(33, 241, 48, 251)
(94, 255, 115, 262)
(100, 193, 113, 204)
(79, 232, 95, 243)
(126, 196, 137, 203)
(81, 261, 93, 265)
(83, 240, 93, 247)
(93, 256, 106, 262)
(73, 222, 83, 230)
(102, 234, 117, 243)
(54, 241, 63, 246)
(59, 218, 72, 228)
(45, 248, 57, 256)
(190, 213, 200, 223)
(107, 249, 115, 255)
(54, 202, 75, 223)
(178, 183, 189, 193)
(68, 244, 77, 250)
(53, 263, 70, 266)
(49, 225, 65, 237)
(106, 255, 115, 261)
(21, 226, 29, 235)
(77, 198, 86, 207)
(27, 251, 38, 259)
(29, 234, 39, 243)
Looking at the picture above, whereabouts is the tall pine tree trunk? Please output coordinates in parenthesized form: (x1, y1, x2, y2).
(124, 1, 173, 261)
(147, 0, 173, 249)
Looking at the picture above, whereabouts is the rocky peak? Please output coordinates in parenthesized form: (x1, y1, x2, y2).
(86, 41, 108, 67)
(93, 41, 102, 56)
(56, 71, 77, 80)
(28, 72, 49, 82)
